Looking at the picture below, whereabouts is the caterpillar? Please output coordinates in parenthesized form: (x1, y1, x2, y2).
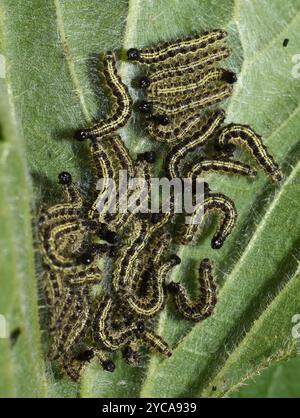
(110, 134, 135, 177)
(48, 286, 74, 335)
(218, 124, 283, 182)
(147, 68, 237, 99)
(44, 266, 102, 321)
(127, 231, 171, 291)
(39, 172, 110, 371)
(41, 219, 100, 271)
(104, 160, 153, 233)
(168, 258, 217, 321)
(164, 111, 225, 179)
(93, 296, 172, 359)
(62, 355, 90, 381)
(183, 192, 237, 249)
(186, 157, 257, 180)
(112, 219, 147, 292)
(139, 45, 231, 88)
(93, 349, 116, 372)
(127, 29, 227, 64)
(38, 173, 105, 273)
(124, 255, 181, 317)
(125, 160, 152, 216)
(88, 136, 133, 221)
(38, 172, 82, 233)
(112, 214, 171, 294)
(98, 134, 135, 177)
(53, 303, 90, 360)
(45, 274, 90, 341)
(44, 269, 64, 310)
(63, 348, 115, 380)
(115, 226, 162, 303)
(90, 134, 134, 185)
(147, 112, 205, 143)
(48, 288, 91, 361)
(113, 316, 171, 359)
(89, 139, 155, 231)
(63, 266, 103, 287)
(142, 330, 172, 357)
(93, 295, 140, 352)
(74, 52, 132, 141)
(138, 84, 232, 116)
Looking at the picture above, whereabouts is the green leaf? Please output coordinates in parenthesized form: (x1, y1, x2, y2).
(0, 0, 300, 398)
(230, 356, 300, 398)
(0, 59, 48, 397)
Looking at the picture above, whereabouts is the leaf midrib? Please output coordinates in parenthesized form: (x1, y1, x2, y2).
(53, 0, 91, 123)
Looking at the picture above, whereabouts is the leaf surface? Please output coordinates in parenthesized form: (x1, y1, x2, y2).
(0, 0, 299, 398)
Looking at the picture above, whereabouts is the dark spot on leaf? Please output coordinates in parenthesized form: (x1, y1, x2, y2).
(283, 38, 289, 47)
(10, 327, 21, 347)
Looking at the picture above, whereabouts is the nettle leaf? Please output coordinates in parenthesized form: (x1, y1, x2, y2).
(230, 355, 300, 398)
(0, 0, 300, 398)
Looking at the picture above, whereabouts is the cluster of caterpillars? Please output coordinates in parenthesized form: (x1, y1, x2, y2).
(39, 30, 282, 380)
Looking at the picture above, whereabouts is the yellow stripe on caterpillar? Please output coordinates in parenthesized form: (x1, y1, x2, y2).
(138, 84, 232, 116)
(127, 30, 227, 64)
(147, 68, 237, 98)
(183, 192, 237, 249)
(186, 157, 257, 179)
(74, 52, 132, 140)
(139, 46, 231, 87)
(168, 258, 217, 322)
(164, 111, 225, 179)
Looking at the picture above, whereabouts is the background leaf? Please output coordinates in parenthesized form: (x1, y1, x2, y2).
(0, 0, 299, 398)
(0, 54, 48, 397)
